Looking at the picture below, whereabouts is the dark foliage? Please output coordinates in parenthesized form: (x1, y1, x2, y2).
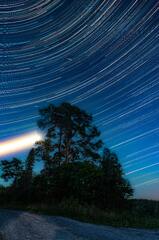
(37, 102, 103, 167)
(0, 102, 133, 210)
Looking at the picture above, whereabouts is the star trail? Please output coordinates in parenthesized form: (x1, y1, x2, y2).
(0, 0, 158, 199)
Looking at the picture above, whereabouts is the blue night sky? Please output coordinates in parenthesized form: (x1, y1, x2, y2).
(0, 0, 158, 200)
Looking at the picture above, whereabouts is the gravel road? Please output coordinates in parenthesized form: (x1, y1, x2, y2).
(0, 210, 158, 240)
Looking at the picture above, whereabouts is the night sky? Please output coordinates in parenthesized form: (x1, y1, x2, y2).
(0, 0, 158, 200)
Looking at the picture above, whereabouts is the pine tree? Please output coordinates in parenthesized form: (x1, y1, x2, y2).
(37, 102, 103, 171)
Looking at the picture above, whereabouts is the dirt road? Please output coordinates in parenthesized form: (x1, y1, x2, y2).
(0, 210, 158, 240)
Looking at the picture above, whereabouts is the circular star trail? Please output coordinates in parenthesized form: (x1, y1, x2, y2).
(0, 0, 158, 199)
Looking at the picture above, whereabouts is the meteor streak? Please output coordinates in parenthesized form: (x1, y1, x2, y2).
(0, 132, 42, 157)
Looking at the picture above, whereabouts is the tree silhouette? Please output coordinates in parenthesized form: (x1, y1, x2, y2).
(25, 149, 35, 178)
(23, 148, 36, 202)
(99, 148, 133, 208)
(37, 102, 103, 171)
(1, 158, 23, 184)
(0, 102, 133, 210)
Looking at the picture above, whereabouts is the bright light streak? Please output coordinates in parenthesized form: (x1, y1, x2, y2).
(0, 132, 42, 157)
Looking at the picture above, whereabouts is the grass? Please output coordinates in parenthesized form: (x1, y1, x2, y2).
(2, 199, 158, 229)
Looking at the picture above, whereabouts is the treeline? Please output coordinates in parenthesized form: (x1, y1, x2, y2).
(0, 102, 133, 210)
(133, 199, 159, 217)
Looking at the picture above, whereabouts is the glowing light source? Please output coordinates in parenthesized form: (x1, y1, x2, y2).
(0, 132, 42, 157)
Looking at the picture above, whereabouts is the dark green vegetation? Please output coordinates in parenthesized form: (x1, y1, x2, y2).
(28, 199, 159, 229)
(0, 102, 158, 229)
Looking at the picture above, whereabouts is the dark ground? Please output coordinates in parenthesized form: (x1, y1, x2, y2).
(0, 210, 159, 240)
